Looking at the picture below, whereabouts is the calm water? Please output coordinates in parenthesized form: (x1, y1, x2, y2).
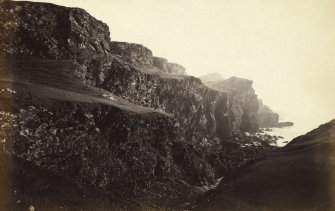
(264, 113, 334, 147)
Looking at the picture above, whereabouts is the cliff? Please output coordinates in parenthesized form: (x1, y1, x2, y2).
(203, 76, 259, 132)
(257, 99, 294, 128)
(202, 119, 335, 210)
(110, 42, 186, 75)
(201, 73, 293, 129)
(199, 72, 224, 84)
(0, 1, 276, 209)
(110, 41, 153, 67)
(0, 1, 111, 59)
(0, 1, 262, 140)
(257, 99, 280, 128)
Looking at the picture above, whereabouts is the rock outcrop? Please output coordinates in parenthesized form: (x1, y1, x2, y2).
(203, 76, 259, 132)
(199, 72, 224, 84)
(257, 99, 280, 128)
(153, 56, 168, 72)
(277, 121, 294, 127)
(0, 1, 111, 59)
(0, 1, 277, 209)
(202, 119, 335, 210)
(257, 99, 294, 128)
(110, 41, 153, 67)
(152, 56, 186, 75)
(0, 1, 260, 140)
(109, 42, 186, 75)
(0, 55, 274, 209)
(166, 62, 186, 75)
(201, 74, 293, 130)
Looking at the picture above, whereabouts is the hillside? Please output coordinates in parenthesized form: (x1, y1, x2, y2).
(0, 1, 290, 210)
(201, 119, 335, 210)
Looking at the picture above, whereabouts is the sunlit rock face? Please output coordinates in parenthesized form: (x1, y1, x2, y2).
(152, 56, 186, 75)
(153, 56, 168, 72)
(109, 42, 186, 75)
(166, 62, 186, 75)
(110, 41, 153, 67)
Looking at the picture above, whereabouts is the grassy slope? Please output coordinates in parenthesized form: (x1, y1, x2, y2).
(203, 120, 335, 210)
(0, 55, 173, 116)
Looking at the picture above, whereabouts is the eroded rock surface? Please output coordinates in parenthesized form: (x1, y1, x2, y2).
(0, 1, 278, 210)
(204, 76, 259, 132)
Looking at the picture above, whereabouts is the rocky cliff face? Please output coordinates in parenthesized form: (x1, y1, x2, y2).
(204, 76, 259, 132)
(0, 55, 224, 200)
(0, 1, 275, 209)
(74, 56, 231, 141)
(257, 99, 280, 128)
(110, 41, 153, 67)
(0, 1, 111, 59)
(110, 42, 186, 75)
(202, 74, 293, 130)
(0, 1, 259, 140)
(257, 99, 294, 128)
(166, 62, 186, 75)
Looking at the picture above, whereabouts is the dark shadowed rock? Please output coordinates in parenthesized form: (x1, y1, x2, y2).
(201, 119, 335, 210)
(0, 1, 279, 209)
(0, 1, 111, 59)
(204, 76, 259, 132)
(0, 1, 259, 139)
(277, 121, 294, 128)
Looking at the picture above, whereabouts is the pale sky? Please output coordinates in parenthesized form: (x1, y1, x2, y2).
(23, 0, 335, 130)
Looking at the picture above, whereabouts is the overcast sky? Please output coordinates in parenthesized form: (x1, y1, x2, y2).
(26, 0, 335, 129)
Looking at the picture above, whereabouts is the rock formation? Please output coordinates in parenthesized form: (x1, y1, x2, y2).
(202, 76, 259, 132)
(0, 1, 280, 210)
(257, 99, 294, 128)
(257, 99, 280, 127)
(199, 72, 224, 84)
(109, 42, 186, 75)
(110, 41, 153, 67)
(201, 73, 293, 129)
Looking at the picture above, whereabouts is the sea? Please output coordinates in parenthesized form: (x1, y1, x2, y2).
(264, 112, 334, 147)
